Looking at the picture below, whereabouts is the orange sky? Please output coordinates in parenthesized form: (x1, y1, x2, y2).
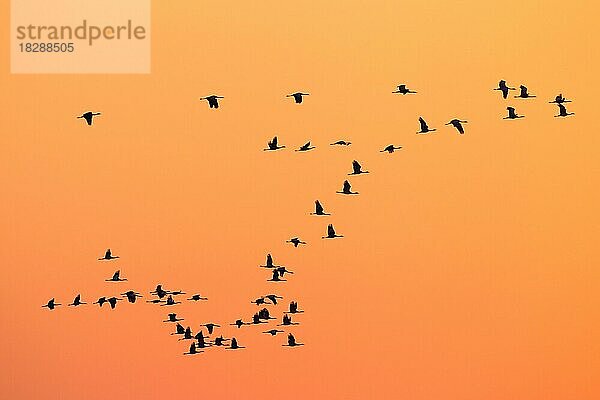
(1, 1, 600, 399)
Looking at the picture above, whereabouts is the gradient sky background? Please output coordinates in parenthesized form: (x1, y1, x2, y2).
(1, 1, 600, 399)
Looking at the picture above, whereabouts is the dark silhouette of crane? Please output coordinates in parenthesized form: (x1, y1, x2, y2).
(77, 111, 101, 126)
(263, 329, 285, 336)
(98, 249, 119, 261)
(201, 323, 220, 334)
(330, 140, 351, 146)
(42, 298, 60, 310)
(287, 92, 309, 103)
(93, 297, 107, 307)
(417, 117, 436, 134)
(286, 237, 307, 247)
(446, 119, 468, 134)
(227, 338, 244, 349)
(283, 333, 304, 347)
(163, 313, 183, 322)
(380, 144, 402, 153)
(515, 85, 535, 98)
(107, 297, 121, 309)
(188, 294, 208, 301)
(265, 294, 283, 304)
(264, 136, 286, 151)
(296, 141, 315, 152)
(349, 160, 369, 175)
(555, 103, 574, 117)
(393, 84, 416, 95)
(184, 342, 202, 355)
(310, 200, 330, 216)
(549, 94, 571, 104)
(504, 107, 524, 119)
(494, 80, 515, 99)
(200, 95, 224, 109)
(337, 180, 358, 195)
(68, 294, 86, 307)
(260, 254, 281, 269)
(121, 291, 142, 303)
(322, 224, 343, 239)
(106, 270, 127, 282)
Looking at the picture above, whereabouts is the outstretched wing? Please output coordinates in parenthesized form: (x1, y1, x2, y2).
(328, 224, 335, 237)
(352, 160, 361, 174)
(419, 117, 428, 131)
(558, 103, 566, 114)
(315, 200, 324, 214)
(112, 270, 120, 280)
(343, 180, 351, 192)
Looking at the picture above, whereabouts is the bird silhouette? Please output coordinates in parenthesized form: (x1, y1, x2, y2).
(93, 297, 107, 307)
(289, 301, 304, 314)
(199, 95, 224, 109)
(183, 342, 202, 355)
(322, 224, 343, 239)
(515, 85, 536, 98)
(231, 319, 247, 329)
(107, 297, 121, 309)
(258, 308, 275, 320)
(283, 333, 304, 347)
(146, 299, 165, 304)
(549, 94, 571, 104)
(42, 298, 60, 310)
(98, 249, 119, 261)
(268, 268, 286, 282)
(169, 290, 186, 296)
(287, 92, 309, 103)
(504, 106, 524, 119)
(77, 111, 101, 126)
(160, 295, 181, 306)
(265, 294, 283, 305)
(555, 103, 575, 117)
(213, 336, 229, 346)
(310, 200, 330, 216)
(251, 313, 267, 325)
(150, 285, 169, 299)
(393, 84, 417, 95)
(105, 270, 127, 282)
(195, 331, 211, 348)
(178, 327, 194, 341)
(251, 296, 268, 305)
(277, 266, 294, 277)
(330, 140, 351, 146)
(446, 119, 468, 134)
(171, 323, 185, 335)
(380, 144, 402, 153)
(263, 329, 285, 336)
(295, 141, 315, 152)
(417, 117, 436, 134)
(280, 314, 300, 326)
(494, 80, 516, 99)
(260, 254, 280, 269)
(349, 160, 369, 175)
(286, 237, 307, 247)
(337, 180, 358, 195)
(227, 338, 244, 349)
(121, 291, 142, 303)
(68, 294, 86, 307)
(264, 136, 286, 151)
(201, 323, 220, 335)
(188, 294, 208, 301)
(163, 313, 183, 323)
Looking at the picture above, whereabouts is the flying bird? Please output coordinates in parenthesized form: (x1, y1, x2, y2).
(322, 224, 343, 239)
(380, 144, 402, 153)
(77, 111, 101, 126)
(160, 295, 181, 306)
(251, 313, 267, 325)
(330, 140, 351, 146)
(263, 329, 284, 336)
(171, 323, 186, 335)
(446, 119, 468, 134)
(213, 336, 229, 346)
(268, 268, 286, 282)
(260, 254, 281, 269)
(280, 314, 300, 326)
(555, 103, 574, 117)
(549, 94, 571, 104)
(227, 338, 244, 349)
(504, 107, 524, 119)
(98, 249, 119, 261)
(150, 285, 169, 299)
(264, 136, 286, 151)
(349, 160, 369, 175)
(276, 266, 294, 277)
(337, 180, 358, 195)
(188, 294, 208, 301)
(199, 95, 224, 109)
(417, 117, 436, 134)
(105, 270, 127, 282)
(201, 323, 220, 335)
(93, 297, 107, 307)
(231, 319, 247, 329)
(68, 294, 86, 307)
(121, 291, 142, 303)
(310, 200, 330, 216)
(515, 85, 536, 98)
(295, 141, 315, 152)
(251, 297, 268, 305)
(283, 333, 304, 347)
(265, 294, 283, 305)
(286, 237, 307, 247)
(287, 92, 309, 103)
(183, 342, 202, 355)
(107, 297, 121, 309)
(42, 298, 60, 310)
(289, 301, 304, 314)
(393, 84, 417, 95)
(494, 80, 516, 99)
(163, 313, 183, 323)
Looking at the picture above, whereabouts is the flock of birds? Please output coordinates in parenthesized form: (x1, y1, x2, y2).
(43, 249, 305, 354)
(60, 81, 575, 356)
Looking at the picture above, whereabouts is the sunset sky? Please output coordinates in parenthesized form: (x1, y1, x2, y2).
(1, 1, 599, 399)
